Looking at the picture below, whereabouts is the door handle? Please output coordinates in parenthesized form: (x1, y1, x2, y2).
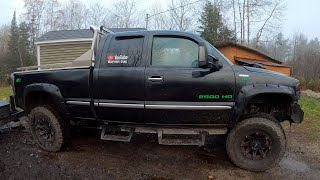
(148, 76, 163, 82)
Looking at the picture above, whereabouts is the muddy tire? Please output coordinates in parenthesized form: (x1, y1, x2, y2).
(28, 105, 67, 152)
(226, 117, 286, 172)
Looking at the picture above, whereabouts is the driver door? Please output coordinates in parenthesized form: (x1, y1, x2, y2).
(144, 36, 235, 125)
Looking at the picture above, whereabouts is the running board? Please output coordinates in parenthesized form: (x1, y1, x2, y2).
(100, 126, 228, 145)
(158, 130, 207, 146)
(100, 126, 134, 142)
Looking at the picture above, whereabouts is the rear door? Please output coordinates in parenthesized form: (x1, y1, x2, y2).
(93, 34, 146, 123)
(144, 35, 235, 125)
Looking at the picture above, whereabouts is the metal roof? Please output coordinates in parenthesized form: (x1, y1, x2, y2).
(215, 42, 283, 64)
(37, 28, 147, 42)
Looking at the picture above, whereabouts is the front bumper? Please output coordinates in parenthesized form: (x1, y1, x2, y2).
(291, 103, 304, 123)
(0, 96, 24, 127)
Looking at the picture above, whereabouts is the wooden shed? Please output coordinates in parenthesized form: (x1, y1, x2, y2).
(215, 42, 291, 75)
(35, 28, 146, 67)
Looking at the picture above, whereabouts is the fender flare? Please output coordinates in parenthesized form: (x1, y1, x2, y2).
(230, 83, 297, 127)
(23, 83, 64, 108)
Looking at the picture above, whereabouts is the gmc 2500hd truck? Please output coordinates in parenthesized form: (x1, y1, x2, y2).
(9, 26, 304, 171)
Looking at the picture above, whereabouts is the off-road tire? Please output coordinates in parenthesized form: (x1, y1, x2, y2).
(226, 117, 286, 172)
(244, 113, 287, 143)
(28, 105, 68, 152)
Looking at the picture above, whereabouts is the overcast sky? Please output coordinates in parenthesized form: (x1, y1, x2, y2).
(0, 0, 319, 39)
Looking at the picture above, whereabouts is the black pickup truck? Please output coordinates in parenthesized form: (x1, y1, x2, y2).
(8, 27, 303, 171)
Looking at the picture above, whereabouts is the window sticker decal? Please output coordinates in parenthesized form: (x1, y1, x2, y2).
(107, 55, 128, 64)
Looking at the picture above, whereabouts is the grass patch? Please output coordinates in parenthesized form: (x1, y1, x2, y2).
(0, 86, 12, 100)
(300, 95, 320, 118)
(283, 95, 320, 141)
(297, 96, 320, 140)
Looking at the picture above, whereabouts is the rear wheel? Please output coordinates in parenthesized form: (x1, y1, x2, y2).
(28, 105, 67, 152)
(226, 117, 286, 171)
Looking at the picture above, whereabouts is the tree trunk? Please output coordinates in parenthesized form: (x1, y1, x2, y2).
(237, 0, 243, 44)
(232, 0, 237, 40)
(242, 0, 245, 45)
(247, 0, 250, 46)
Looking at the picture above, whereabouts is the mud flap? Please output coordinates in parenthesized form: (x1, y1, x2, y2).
(291, 103, 304, 124)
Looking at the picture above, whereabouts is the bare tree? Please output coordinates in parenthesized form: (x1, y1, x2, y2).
(232, 0, 237, 39)
(147, 3, 175, 30)
(169, 0, 195, 31)
(109, 0, 142, 28)
(23, 0, 45, 56)
(0, 25, 11, 84)
(0, 25, 10, 54)
(60, 0, 88, 30)
(228, 0, 285, 46)
(87, 3, 109, 27)
(254, 0, 283, 46)
(43, 0, 61, 31)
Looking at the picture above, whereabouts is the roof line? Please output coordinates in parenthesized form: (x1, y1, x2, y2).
(215, 42, 283, 64)
(36, 38, 93, 45)
(235, 57, 290, 67)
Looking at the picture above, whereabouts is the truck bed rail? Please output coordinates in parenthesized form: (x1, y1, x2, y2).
(16, 62, 73, 71)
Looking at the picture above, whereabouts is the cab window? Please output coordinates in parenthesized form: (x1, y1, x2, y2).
(151, 37, 199, 67)
(102, 36, 144, 67)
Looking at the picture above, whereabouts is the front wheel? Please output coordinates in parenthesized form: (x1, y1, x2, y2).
(226, 117, 286, 171)
(28, 105, 67, 152)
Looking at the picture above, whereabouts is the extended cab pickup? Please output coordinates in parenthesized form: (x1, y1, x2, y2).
(11, 27, 304, 171)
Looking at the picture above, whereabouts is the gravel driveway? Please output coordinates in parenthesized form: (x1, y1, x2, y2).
(0, 126, 319, 180)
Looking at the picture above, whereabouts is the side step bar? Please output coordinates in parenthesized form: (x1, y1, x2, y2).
(100, 127, 134, 142)
(157, 130, 207, 146)
(100, 126, 228, 146)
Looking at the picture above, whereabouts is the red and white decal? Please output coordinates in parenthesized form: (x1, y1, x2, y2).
(107, 55, 128, 64)
(107, 55, 115, 61)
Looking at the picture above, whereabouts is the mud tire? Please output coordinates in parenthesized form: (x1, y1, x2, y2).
(28, 105, 68, 152)
(226, 116, 286, 171)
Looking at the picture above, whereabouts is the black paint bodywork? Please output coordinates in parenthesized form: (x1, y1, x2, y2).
(12, 30, 304, 128)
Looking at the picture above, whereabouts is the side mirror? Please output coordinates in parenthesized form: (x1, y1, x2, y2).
(208, 55, 223, 71)
(199, 42, 208, 68)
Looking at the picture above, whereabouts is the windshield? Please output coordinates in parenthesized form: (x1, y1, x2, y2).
(204, 41, 234, 66)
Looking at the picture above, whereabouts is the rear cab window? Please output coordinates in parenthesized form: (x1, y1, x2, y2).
(101, 36, 144, 67)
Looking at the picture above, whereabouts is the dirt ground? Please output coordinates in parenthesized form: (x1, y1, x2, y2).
(0, 125, 319, 180)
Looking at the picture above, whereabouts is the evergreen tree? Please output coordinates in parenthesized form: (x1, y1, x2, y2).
(198, 1, 236, 44)
(18, 22, 34, 67)
(7, 11, 20, 72)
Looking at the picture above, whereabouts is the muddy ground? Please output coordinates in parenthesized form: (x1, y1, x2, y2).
(0, 125, 319, 180)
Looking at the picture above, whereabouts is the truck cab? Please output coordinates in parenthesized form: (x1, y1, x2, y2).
(63, 30, 235, 126)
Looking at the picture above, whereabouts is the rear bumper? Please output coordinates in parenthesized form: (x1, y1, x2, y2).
(291, 103, 304, 123)
(0, 96, 24, 127)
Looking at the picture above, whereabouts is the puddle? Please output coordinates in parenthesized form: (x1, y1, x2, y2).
(280, 156, 309, 172)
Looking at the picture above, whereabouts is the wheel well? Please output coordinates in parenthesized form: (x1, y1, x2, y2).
(25, 91, 58, 113)
(241, 93, 292, 122)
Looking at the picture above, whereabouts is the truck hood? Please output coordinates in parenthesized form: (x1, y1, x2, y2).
(243, 66, 288, 77)
(233, 65, 299, 89)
